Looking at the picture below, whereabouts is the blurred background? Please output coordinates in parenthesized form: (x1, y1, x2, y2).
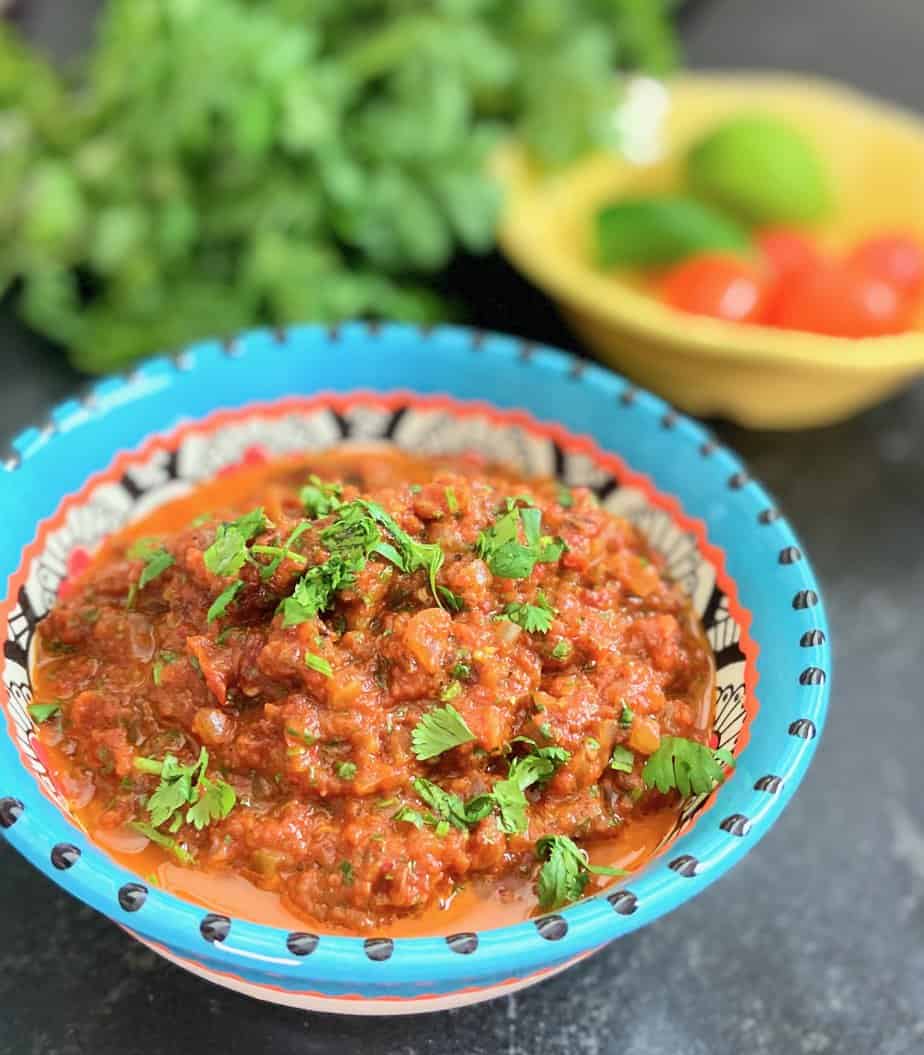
(1, 2, 923, 1053)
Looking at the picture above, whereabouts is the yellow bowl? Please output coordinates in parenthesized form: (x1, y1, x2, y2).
(496, 72, 924, 429)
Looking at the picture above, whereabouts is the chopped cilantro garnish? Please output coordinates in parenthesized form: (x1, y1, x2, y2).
(207, 580, 243, 623)
(619, 703, 634, 727)
(496, 591, 555, 634)
(126, 540, 174, 605)
(444, 486, 458, 514)
(300, 475, 343, 518)
(252, 520, 312, 580)
(133, 746, 235, 834)
(130, 821, 194, 864)
(412, 777, 493, 831)
(358, 499, 445, 606)
(440, 680, 462, 702)
(492, 742, 570, 834)
(438, 586, 464, 612)
(585, 737, 600, 752)
(340, 860, 354, 885)
(336, 761, 357, 780)
(642, 737, 735, 796)
(27, 701, 60, 723)
(536, 835, 625, 910)
(285, 726, 317, 747)
(203, 508, 267, 577)
(550, 640, 572, 660)
(305, 651, 333, 678)
(609, 745, 634, 773)
(450, 660, 472, 681)
(476, 504, 565, 580)
(556, 484, 575, 508)
(411, 704, 476, 760)
(393, 805, 426, 829)
(409, 484, 422, 494)
(151, 650, 178, 686)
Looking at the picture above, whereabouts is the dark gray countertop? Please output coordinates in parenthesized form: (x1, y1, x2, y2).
(2, 2, 924, 1052)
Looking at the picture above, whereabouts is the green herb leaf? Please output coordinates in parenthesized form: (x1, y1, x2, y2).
(493, 743, 570, 834)
(412, 777, 489, 830)
(476, 506, 565, 580)
(207, 580, 244, 623)
(440, 680, 462, 702)
(550, 640, 572, 660)
(609, 745, 634, 773)
(151, 649, 178, 687)
(28, 701, 61, 723)
(411, 704, 476, 760)
(135, 547, 174, 591)
(444, 486, 458, 514)
(285, 725, 317, 747)
(393, 806, 426, 829)
(130, 821, 194, 864)
(305, 651, 333, 677)
(204, 508, 266, 577)
(536, 835, 626, 910)
(438, 586, 464, 612)
(556, 484, 574, 508)
(336, 761, 357, 780)
(186, 775, 236, 831)
(496, 592, 555, 634)
(300, 476, 343, 518)
(340, 860, 354, 885)
(642, 736, 735, 797)
(358, 499, 444, 606)
(450, 660, 472, 681)
(619, 703, 634, 727)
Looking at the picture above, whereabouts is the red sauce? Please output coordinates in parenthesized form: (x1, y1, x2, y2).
(33, 448, 714, 935)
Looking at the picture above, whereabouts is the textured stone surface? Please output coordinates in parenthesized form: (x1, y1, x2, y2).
(2, 1, 924, 1052)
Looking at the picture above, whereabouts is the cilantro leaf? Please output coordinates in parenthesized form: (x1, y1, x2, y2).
(130, 821, 194, 864)
(438, 585, 464, 612)
(186, 775, 236, 831)
(440, 680, 462, 702)
(358, 499, 445, 605)
(204, 508, 266, 577)
(609, 745, 634, 773)
(152, 650, 178, 687)
(336, 761, 357, 780)
(476, 505, 565, 580)
(305, 651, 333, 677)
(496, 592, 555, 634)
(550, 639, 572, 660)
(619, 703, 634, 727)
(393, 805, 426, 829)
(642, 736, 735, 797)
(536, 835, 626, 910)
(135, 547, 174, 591)
(300, 476, 343, 518)
(207, 580, 244, 623)
(411, 704, 476, 760)
(493, 743, 570, 834)
(340, 860, 354, 885)
(412, 777, 491, 830)
(556, 484, 575, 508)
(444, 487, 459, 514)
(28, 701, 60, 723)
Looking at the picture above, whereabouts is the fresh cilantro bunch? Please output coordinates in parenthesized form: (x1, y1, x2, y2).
(0, 0, 676, 372)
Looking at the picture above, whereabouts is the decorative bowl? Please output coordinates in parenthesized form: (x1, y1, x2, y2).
(496, 72, 924, 429)
(0, 324, 829, 1013)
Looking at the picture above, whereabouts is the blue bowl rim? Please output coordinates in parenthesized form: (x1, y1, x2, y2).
(0, 322, 830, 999)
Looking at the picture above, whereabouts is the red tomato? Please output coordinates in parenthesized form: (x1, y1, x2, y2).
(847, 233, 924, 298)
(772, 262, 910, 337)
(758, 228, 824, 282)
(660, 255, 772, 324)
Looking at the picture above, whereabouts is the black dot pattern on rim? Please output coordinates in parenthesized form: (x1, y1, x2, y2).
(799, 667, 827, 686)
(327, 324, 342, 341)
(801, 629, 826, 647)
(518, 341, 536, 362)
(789, 718, 817, 740)
(171, 351, 193, 371)
(272, 325, 288, 343)
(669, 855, 700, 877)
(535, 915, 568, 941)
(758, 508, 780, 524)
(620, 387, 637, 406)
(365, 320, 382, 336)
(469, 330, 486, 349)
(221, 336, 242, 357)
(661, 410, 677, 429)
(728, 471, 750, 489)
(118, 883, 148, 912)
(568, 359, 587, 380)
(779, 546, 803, 564)
(51, 843, 81, 870)
(363, 938, 394, 962)
(720, 814, 752, 837)
(606, 890, 638, 916)
(793, 589, 819, 609)
(0, 797, 24, 828)
(200, 913, 231, 943)
(446, 932, 478, 955)
(287, 932, 319, 957)
(700, 440, 718, 456)
(754, 774, 784, 794)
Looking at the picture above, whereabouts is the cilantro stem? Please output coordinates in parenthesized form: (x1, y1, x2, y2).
(133, 757, 165, 776)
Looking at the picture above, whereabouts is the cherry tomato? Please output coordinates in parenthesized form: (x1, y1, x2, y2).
(772, 262, 910, 337)
(847, 233, 924, 298)
(660, 254, 772, 324)
(758, 228, 825, 282)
